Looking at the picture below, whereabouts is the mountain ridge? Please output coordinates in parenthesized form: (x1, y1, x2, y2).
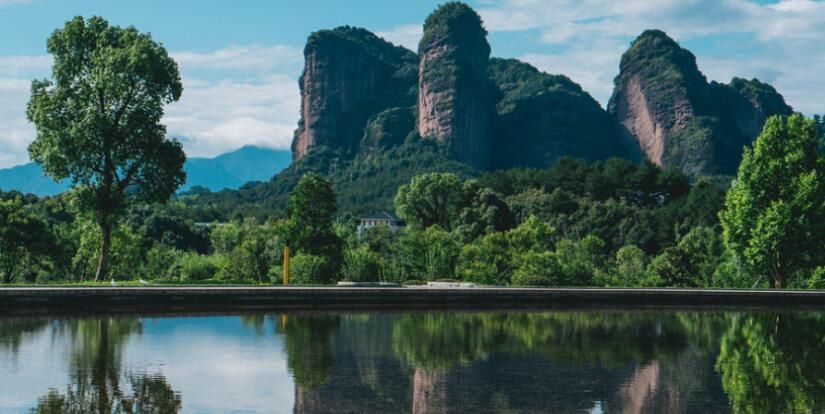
(0, 146, 291, 197)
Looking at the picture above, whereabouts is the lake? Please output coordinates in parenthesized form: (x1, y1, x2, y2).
(1, 309, 822, 413)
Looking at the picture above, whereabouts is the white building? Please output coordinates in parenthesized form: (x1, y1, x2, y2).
(357, 211, 405, 238)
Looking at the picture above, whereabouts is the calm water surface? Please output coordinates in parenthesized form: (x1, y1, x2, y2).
(1, 309, 823, 413)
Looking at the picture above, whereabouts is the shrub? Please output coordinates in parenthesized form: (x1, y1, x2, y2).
(141, 244, 181, 280)
(807, 267, 825, 289)
(289, 254, 329, 285)
(171, 252, 220, 282)
(341, 245, 382, 282)
(511, 251, 561, 286)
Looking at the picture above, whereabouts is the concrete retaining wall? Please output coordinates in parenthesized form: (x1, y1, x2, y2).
(3, 287, 825, 314)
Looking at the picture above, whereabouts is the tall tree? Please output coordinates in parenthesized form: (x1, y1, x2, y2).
(288, 174, 342, 280)
(720, 114, 825, 288)
(27, 16, 186, 281)
(395, 172, 464, 230)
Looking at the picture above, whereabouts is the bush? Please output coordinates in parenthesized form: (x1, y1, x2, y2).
(341, 245, 383, 282)
(289, 254, 330, 285)
(171, 252, 220, 282)
(141, 244, 181, 280)
(807, 267, 825, 289)
(511, 251, 561, 286)
(455, 232, 510, 285)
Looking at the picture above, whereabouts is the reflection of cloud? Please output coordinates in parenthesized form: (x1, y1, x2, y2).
(476, 0, 825, 113)
(128, 317, 294, 413)
(0, 317, 295, 413)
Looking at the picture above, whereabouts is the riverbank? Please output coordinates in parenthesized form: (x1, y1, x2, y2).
(4, 286, 825, 315)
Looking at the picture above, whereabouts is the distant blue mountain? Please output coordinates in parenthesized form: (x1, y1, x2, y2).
(0, 146, 292, 196)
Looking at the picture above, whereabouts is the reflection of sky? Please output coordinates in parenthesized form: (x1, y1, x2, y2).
(0, 316, 295, 414)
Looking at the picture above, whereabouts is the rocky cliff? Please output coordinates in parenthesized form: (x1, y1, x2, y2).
(417, 2, 494, 170)
(608, 30, 792, 177)
(292, 26, 418, 160)
(490, 58, 624, 169)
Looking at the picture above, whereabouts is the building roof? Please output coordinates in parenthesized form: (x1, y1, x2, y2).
(359, 211, 401, 221)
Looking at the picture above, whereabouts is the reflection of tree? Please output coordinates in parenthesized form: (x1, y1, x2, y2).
(391, 312, 709, 370)
(393, 314, 496, 371)
(391, 312, 726, 414)
(0, 318, 50, 354)
(31, 373, 181, 413)
(393, 314, 497, 414)
(29, 318, 182, 414)
(716, 313, 825, 414)
(277, 315, 340, 390)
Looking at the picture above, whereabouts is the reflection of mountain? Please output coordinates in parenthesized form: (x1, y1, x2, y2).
(283, 312, 732, 414)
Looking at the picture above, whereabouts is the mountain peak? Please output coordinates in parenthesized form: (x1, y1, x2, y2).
(420, 1, 487, 53)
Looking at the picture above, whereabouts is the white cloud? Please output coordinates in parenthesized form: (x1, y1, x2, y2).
(0, 76, 37, 168)
(172, 45, 302, 72)
(376, 24, 423, 51)
(477, 0, 825, 114)
(0, 0, 32, 7)
(164, 74, 299, 158)
(0, 45, 302, 168)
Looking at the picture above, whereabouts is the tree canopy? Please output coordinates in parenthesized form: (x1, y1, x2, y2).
(720, 114, 825, 288)
(27, 16, 186, 281)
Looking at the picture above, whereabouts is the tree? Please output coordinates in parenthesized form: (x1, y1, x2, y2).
(27, 16, 186, 281)
(0, 199, 52, 283)
(720, 115, 825, 288)
(288, 174, 342, 282)
(608, 245, 653, 287)
(395, 173, 464, 230)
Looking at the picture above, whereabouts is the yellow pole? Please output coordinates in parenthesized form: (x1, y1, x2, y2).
(283, 244, 290, 285)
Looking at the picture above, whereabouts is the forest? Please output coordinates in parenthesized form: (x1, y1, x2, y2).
(2, 113, 824, 289)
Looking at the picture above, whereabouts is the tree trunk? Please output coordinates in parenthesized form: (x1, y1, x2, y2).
(771, 275, 783, 289)
(95, 222, 112, 282)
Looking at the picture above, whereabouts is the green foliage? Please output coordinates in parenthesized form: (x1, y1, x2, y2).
(716, 313, 825, 413)
(489, 58, 623, 169)
(288, 174, 342, 282)
(289, 254, 330, 285)
(720, 115, 825, 288)
(807, 267, 825, 289)
(179, 139, 476, 222)
(0, 198, 53, 283)
(455, 180, 514, 241)
(554, 235, 607, 286)
(646, 247, 697, 287)
(511, 252, 560, 286)
(27, 16, 186, 281)
(604, 245, 655, 287)
(140, 244, 181, 280)
(170, 252, 221, 282)
(342, 245, 383, 282)
(420, 1, 487, 53)
(71, 219, 142, 282)
(395, 172, 464, 230)
(456, 232, 510, 285)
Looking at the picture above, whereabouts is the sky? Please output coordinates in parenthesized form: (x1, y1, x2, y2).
(0, 0, 823, 168)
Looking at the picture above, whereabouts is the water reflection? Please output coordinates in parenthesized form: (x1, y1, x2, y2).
(25, 318, 180, 414)
(3, 310, 825, 413)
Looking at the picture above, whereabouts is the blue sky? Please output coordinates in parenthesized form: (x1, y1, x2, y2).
(0, 0, 823, 168)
